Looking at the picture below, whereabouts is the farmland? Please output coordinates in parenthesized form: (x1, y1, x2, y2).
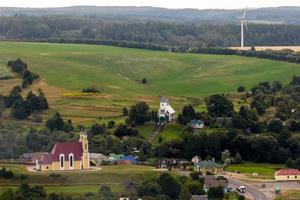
(0, 41, 300, 125)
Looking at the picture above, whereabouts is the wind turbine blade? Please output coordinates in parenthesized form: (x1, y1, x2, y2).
(244, 21, 248, 31)
(243, 7, 248, 18)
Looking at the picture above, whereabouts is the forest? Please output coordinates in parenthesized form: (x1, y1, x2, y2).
(1, 15, 300, 48)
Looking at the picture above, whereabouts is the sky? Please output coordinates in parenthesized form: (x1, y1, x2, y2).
(1, 0, 300, 9)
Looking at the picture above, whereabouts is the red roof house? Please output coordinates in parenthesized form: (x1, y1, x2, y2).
(275, 169, 300, 181)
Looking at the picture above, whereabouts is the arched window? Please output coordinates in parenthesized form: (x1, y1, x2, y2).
(59, 154, 65, 170)
(85, 143, 87, 150)
(69, 153, 74, 170)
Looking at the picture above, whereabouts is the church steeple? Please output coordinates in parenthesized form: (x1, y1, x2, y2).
(79, 130, 88, 153)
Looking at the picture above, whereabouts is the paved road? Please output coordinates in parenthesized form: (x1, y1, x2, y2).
(228, 178, 268, 200)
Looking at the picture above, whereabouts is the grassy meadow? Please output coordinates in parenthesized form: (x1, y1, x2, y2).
(0, 41, 300, 125)
(225, 163, 285, 179)
(0, 163, 163, 196)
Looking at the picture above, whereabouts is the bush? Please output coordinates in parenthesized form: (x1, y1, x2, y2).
(237, 86, 245, 93)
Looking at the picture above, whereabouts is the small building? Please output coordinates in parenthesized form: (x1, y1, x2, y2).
(190, 119, 205, 129)
(194, 160, 224, 174)
(107, 154, 139, 165)
(19, 152, 48, 164)
(36, 131, 90, 171)
(158, 97, 176, 122)
(158, 158, 189, 170)
(275, 169, 300, 181)
(89, 153, 108, 166)
(191, 156, 201, 164)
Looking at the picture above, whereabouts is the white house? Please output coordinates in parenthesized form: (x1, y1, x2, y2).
(158, 97, 176, 122)
(192, 156, 201, 164)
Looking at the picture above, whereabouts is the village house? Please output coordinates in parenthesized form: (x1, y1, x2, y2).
(190, 119, 205, 129)
(19, 152, 48, 164)
(275, 169, 300, 181)
(36, 131, 90, 171)
(158, 97, 176, 122)
(191, 156, 201, 164)
(194, 160, 224, 174)
(157, 158, 189, 170)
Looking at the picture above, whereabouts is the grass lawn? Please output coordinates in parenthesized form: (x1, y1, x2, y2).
(225, 163, 285, 179)
(0, 163, 163, 196)
(0, 41, 299, 125)
(154, 125, 184, 144)
(275, 190, 300, 200)
(136, 124, 155, 140)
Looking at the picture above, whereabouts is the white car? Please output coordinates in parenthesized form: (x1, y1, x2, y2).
(237, 186, 246, 193)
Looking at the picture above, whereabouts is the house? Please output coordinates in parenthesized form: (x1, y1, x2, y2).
(89, 153, 108, 166)
(275, 169, 300, 181)
(158, 97, 176, 122)
(107, 154, 139, 165)
(191, 156, 201, 164)
(157, 158, 189, 170)
(203, 176, 228, 192)
(36, 131, 90, 171)
(19, 152, 48, 164)
(190, 119, 205, 129)
(194, 160, 224, 174)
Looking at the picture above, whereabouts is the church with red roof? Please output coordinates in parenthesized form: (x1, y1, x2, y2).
(36, 131, 90, 171)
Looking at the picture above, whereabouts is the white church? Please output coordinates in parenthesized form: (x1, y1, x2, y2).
(158, 97, 176, 122)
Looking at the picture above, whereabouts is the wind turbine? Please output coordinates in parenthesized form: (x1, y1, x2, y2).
(238, 8, 248, 48)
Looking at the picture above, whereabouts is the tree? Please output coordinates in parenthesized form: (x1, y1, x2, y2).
(107, 120, 115, 129)
(234, 152, 243, 164)
(286, 158, 295, 168)
(237, 86, 245, 93)
(186, 182, 204, 195)
(138, 181, 162, 197)
(99, 185, 114, 200)
(46, 112, 64, 131)
(207, 186, 224, 200)
(205, 94, 234, 117)
(123, 107, 129, 116)
(11, 98, 33, 119)
(295, 157, 300, 170)
(90, 123, 106, 135)
(179, 187, 191, 200)
(0, 189, 14, 200)
(221, 150, 231, 162)
(142, 78, 147, 84)
(182, 105, 195, 122)
(0, 97, 5, 118)
(128, 102, 150, 125)
(156, 173, 181, 199)
(267, 119, 283, 133)
(272, 80, 283, 92)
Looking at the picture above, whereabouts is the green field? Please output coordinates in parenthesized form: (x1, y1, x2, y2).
(0, 42, 299, 96)
(0, 41, 299, 124)
(0, 163, 163, 196)
(225, 163, 284, 179)
(275, 190, 300, 200)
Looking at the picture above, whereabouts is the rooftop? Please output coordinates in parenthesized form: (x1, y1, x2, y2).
(195, 160, 224, 168)
(276, 169, 300, 176)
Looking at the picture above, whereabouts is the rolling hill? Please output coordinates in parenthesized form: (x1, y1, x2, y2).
(0, 41, 299, 124)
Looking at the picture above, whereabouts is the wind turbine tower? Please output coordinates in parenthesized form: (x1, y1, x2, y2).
(238, 8, 248, 48)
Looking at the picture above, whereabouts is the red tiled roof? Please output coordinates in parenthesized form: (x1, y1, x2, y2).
(276, 169, 300, 176)
(39, 153, 53, 165)
(51, 141, 83, 162)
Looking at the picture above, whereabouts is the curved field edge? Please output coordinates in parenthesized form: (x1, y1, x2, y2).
(0, 41, 299, 97)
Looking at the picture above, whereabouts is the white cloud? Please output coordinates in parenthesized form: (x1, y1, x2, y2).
(1, 0, 300, 9)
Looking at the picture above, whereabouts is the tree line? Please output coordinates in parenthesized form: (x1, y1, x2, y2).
(1, 15, 300, 48)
